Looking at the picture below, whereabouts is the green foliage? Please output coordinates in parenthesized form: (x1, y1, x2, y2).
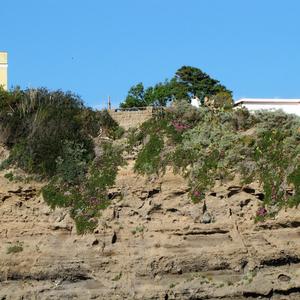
(252, 130, 291, 205)
(135, 134, 164, 175)
(55, 141, 89, 185)
(3, 171, 30, 183)
(131, 109, 186, 176)
(120, 66, 232, 108)
(239, 111, 300, 210)
(134, 135, 164, 174)
(120, 83, 148, 108)
(0, 88, 94, 177)
(173, 66, 231, 103)
(42, 141, 125, 234)
(146, 82, 174, 106)
(0, 88, 125, 177)
(131, 226, 144, 235)
(0, 87, 125, 234)
(120, 81, 174, 108)
(85, 142, 125, 197)
(4, 172, 14, 181)
(174, 119, 240, 195)
(80, 108, 123, 139)
(110, 126, 125, 140)
(42, 184, 73, 209)
(74, 215, 98, 235)
(96, 109, 124, 139)
(112, 272, 122, 281)
(7, 242, 23, 254)
(128, 102, 300, 219)
(288, 166, 300, 207)
(209, 91, 234, 109)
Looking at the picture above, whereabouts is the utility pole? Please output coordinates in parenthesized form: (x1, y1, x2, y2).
(108, 96, 111, 110)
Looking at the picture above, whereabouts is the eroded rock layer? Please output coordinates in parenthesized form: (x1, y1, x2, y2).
(0, 160, 300, 299)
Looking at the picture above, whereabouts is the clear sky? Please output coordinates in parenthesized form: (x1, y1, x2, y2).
(1, 0, 300, 108)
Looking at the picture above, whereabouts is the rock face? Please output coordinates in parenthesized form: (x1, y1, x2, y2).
(0, 160, 300, 299)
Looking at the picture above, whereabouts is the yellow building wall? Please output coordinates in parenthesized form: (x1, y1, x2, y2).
(0, 52, 8, 90)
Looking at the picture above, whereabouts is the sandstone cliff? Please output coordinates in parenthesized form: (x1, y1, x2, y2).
(0, 154, 300, 299)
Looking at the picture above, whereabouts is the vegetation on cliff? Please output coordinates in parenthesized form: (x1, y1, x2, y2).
(0, 65, 299, 232)
(128, 100, 300, 219)
(0, 87, 125, 233)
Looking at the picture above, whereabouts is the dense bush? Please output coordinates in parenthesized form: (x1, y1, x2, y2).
(134, 134, 164, 175)
(0, 88, 94, 176)
(55, 141, 89, 185)
(43, 141, 125, 233)
(129, 102, 300, 215)
(0, 87, 125, 233)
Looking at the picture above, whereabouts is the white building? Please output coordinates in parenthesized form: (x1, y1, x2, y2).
(234, 98, 300, 117)
(0, 52, 8, 90)
(191, 96, 201, 108)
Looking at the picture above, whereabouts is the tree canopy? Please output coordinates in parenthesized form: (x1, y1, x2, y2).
(120, 66, 232, 108)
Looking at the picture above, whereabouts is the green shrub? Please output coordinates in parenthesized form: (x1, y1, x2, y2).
(110, 126, 125, 140)
(134, 134, 164, 175)
(0, 88, 95, 177)
(95, 109, 124, 139)
(42, 141, 124, 234)
(112, 272, 122, 281)
(129, 102, 300, 219)
(0, 88, 125, 234)
(4, 172, 14, 181)
(74, 215, 98, 234)
(209, 91, 233, 110)
(42, 184, 74, 209)
(288, 166, 300, 207)
(55, 141, 89, 185)
(85, 142, 125, 197)
(7, 242, 23, 254)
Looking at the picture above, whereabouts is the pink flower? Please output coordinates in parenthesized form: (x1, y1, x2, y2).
(89, 197, 101, 206)
(171, 120, 191, 132)
(256, 207, 267, 217)
(193, 191, 201, 197)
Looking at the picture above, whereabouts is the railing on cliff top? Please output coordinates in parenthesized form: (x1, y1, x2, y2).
(109, 106, 165, 115)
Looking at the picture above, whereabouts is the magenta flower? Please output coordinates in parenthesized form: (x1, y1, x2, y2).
(193, 191, 201, 197)
(256, 207, 267, 217)
(89, 197, 101, 206)
(171, 120, 191, 132)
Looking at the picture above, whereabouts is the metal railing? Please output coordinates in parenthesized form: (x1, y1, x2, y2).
(109, 106, 165, 113)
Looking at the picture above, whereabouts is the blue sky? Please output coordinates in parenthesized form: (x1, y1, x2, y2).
(1, 0, 300, 108)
